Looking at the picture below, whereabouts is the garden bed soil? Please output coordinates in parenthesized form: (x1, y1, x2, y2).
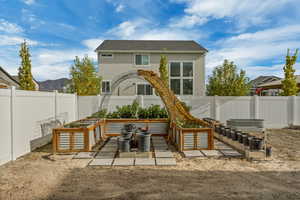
(1, 129, 300, 200)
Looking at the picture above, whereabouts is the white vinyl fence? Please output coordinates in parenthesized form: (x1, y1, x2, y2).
(1, 88, 300, 166)
(0, 88, 76, 165)
(78, 95, 300, 128)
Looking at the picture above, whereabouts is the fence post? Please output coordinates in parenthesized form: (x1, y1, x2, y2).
(10, 86, 16, 161)
(253, 95, 259, 119)
(213, 95, 220, 121)
(291, 96, 297, 126)
(75, 93, 79, 120)
(54, 90, 58, 121)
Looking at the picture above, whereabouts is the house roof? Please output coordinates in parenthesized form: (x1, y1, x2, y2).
(0, 67, 20, 85)
(258, 75, 300, 89)
(95, 40, 208, 53)
(250, 75, 282, 87)
(12, 75, 39, 86)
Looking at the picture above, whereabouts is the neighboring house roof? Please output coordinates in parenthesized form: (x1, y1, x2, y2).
(95, 40, 208, 53)
(11, 75, 39, 86)
(258, 75, 300, 89)
(0, 67, 20, 86)
(250, 75, 282, 88)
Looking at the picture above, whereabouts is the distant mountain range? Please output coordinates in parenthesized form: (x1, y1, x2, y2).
(38, 78, 71, 92)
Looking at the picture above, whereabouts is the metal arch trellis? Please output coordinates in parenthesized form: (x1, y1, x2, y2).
(99, 70, 210, 127)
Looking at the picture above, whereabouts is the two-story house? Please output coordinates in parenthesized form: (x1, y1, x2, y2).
(95, 40, 207, 96)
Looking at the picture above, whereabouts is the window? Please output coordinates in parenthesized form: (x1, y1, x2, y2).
(137, 84, 153, 95)
(102, 81, 111, 93)
(170, 61, 193, 95)
(101, 54, 113, 58)
(135, 55, 149, 65)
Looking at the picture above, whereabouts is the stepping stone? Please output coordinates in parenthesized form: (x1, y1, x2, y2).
(89, 159, 113, 166)
(183, 151, 204, 158)
(113, 158, 135, 166)
(95, 152, 116, 158)
(216, 145, 233, 150)
(135, 158, 156, 166)
(201, 150, 223, 157)
(73, 152, 95, 159)
(101, 147, 118, 152)
(155, 151, 174, 158)
(220, 150, 243, 157)
(156, 158, 176, 166)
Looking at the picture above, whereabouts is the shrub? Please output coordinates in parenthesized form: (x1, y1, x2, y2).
(89, 101, 168, 119)
(137, 105, 168, 119)
(88, 109, 107, 118)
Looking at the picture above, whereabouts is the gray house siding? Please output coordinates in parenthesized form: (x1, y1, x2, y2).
(98, 52, 205, 96)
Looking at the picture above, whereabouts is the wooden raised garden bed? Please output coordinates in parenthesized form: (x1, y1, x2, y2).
(103, 118, 169, 137)
(52, 118, 104, 153)
(169, 122, 214, 151)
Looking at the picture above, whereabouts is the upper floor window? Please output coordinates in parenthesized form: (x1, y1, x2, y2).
(102, 80, 111, 93)
(135, 55, 149, 65)
(170, 61, 193, 95)
(137, 83, 153, 95)
(101, 54, 113, 58)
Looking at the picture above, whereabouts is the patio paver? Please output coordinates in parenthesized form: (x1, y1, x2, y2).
(73, 152, 96, 159)
(89, 159, 113, 166)
(113, 158, 135, 166)
(201, 150, 223, 157)
(183, 151, 205, 158)
(135, 158, 156, 166)
(220, 149, 243, 157)
(156, 158, 176, 166)
(95, 152, 116, 159)
(155, 151, 174, 158)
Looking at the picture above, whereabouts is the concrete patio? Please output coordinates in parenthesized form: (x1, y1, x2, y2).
(73, 137, 243, 166)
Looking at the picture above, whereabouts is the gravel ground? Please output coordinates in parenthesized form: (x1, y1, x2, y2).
(0, 129, 300, 200)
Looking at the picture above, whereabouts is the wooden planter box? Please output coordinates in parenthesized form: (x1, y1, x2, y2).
(52, 118, 168, 153)
(52, 119, 104, 153)
(103, 118, 169, 137)
(169, 123, 214, 151)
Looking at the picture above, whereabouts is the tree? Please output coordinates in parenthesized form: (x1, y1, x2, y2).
(69, 56, 101, 95)
(159, 55, 169, 87)
(281, 49, 299, 96)
(18, 41, 36, 90)
(206, 60, 250, 96)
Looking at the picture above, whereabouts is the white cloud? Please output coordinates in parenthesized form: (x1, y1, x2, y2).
(0, 19, 23, 34)
(171, 0, 299, 29)
(108, 18, 204, 40)
(116, 4, 125, 12)
(82, 38, 103, 50)
(0, 35, 38, 46)
(22, 0, 36, 5)
(109, 19, 148, 38)
(170, 15, 208, 28)
(206, 24, 300, 78)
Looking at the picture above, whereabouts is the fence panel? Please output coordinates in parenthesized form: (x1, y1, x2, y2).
(57, 93, 76, 123)
(218, 97, 252, 123)
(13, 90, 55, 158)
(0, 89, 12, 165)
(259, 97, 289, 128)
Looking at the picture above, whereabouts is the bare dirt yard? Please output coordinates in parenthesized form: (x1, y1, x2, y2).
(1, 129, 300, 200)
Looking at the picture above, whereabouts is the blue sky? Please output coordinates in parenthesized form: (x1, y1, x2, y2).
(0, 0, 300, 81)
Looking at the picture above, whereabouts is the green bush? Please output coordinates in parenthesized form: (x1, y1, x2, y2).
(89, 101, 168, 119)
(137, 104, 168, 119)
(88, 109, 107, 118)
